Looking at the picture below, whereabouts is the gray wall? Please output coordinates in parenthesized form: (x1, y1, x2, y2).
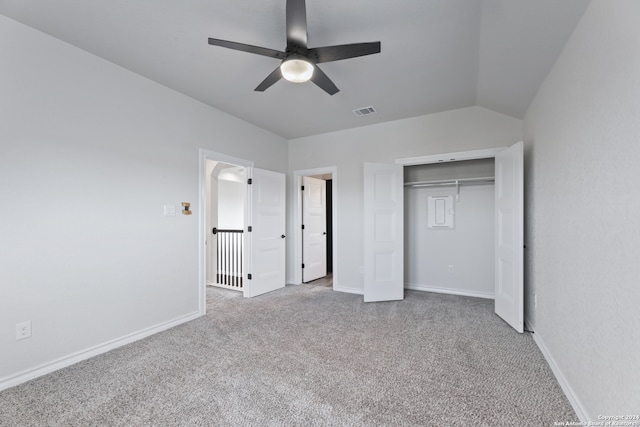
(405, 185, 494, 297)
(0, 15, 287, 386)
(218, 171, 246, 230)
(524, 0, 640, 418)
(404, 160, 495, 297)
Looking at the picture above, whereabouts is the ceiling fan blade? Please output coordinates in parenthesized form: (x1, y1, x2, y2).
(255, 67, 283, 92)
(208, 38, 286, 60)
(286, 0, 308, 48)
(310, 65, 339, 95)
(308, 42, 381, 64)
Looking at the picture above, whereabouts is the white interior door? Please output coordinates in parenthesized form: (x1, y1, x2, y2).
(363, 163, 404, 302)
(247, 168, 286, 298)
(302, 176, 327, 282)
(494, 141, 524, 332)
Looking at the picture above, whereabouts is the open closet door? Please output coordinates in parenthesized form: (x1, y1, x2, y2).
(494, 141, 524, 332)
(247, 168, 286, 298)
(363, 163, 404, 302)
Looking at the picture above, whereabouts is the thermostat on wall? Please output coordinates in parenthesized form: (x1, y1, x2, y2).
(428, 195, 454, 228)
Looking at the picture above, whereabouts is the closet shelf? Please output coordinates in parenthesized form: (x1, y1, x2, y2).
(404, 176, 495, 201)
(403, 176, 495, 188)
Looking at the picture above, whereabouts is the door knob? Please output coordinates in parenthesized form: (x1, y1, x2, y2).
(281, 235, 286, 238)
(322, 232, 327, 235)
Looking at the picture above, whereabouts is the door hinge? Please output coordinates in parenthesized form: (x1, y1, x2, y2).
(248, 274, 252, 280)
(302, 264, 305, 268)
(248, 226, 252, 232)
(247, 178, 252, 185)
(301, 185, 304, 191)
(301, 224, 305, 230)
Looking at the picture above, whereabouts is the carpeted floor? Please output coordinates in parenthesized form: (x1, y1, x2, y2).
(0, 285, 577, 426)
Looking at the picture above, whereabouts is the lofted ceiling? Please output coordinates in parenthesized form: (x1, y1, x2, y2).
(0, 0, 590, 139)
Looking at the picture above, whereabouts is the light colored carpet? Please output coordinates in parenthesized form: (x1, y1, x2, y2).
(0, 285, 577, 426)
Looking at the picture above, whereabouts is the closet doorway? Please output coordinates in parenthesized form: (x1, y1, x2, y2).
(404, 158, 496, 299)
(363, 142, 523, 332)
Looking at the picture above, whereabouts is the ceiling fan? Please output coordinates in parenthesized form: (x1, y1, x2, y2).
(207, 0, 381, 95)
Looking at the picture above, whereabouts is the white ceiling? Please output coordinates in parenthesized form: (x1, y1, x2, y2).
(0, 0, 590, 139)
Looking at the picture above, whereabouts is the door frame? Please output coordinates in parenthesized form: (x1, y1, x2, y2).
(198, 149, 254, 315)
(292, 166, 338, 289)
(395, 144, 523, 332)
(301, 176, 328, 283)
(396, 147, 505, 167)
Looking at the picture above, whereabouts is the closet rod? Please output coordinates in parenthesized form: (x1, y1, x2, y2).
(403, 176, 494, 188)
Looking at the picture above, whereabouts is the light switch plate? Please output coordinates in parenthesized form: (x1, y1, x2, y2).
(163, 205, 176, 217)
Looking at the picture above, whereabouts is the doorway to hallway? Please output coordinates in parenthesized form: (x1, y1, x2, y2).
(293, 167, 338, 289)
(198, 149, 287, 315)
(206, 160, 246, 292)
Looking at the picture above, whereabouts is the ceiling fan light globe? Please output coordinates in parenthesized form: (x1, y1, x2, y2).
(280, 59, 314, 83)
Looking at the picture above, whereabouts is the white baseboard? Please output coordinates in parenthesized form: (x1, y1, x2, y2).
(405, 283, 494, 300)
(333, 286, 363, 295)
(527, 323, 589, 422)
(0, 311, 202, 392)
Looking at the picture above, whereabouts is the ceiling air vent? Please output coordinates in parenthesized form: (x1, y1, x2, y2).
(353, 106, 377, 117)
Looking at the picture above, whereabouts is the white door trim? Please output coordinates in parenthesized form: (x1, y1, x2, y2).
(292, 166, 338, 289)
(396, 147, 506, 166)
(302, 176, 327, 282)
(198, 149, 254, 315)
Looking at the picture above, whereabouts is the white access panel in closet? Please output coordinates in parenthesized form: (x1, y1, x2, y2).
(427, 195, 454, 228)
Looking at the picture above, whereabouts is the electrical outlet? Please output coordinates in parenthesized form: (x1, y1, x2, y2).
(448, 265, 454, 273)
(16, 321, 32, 341)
